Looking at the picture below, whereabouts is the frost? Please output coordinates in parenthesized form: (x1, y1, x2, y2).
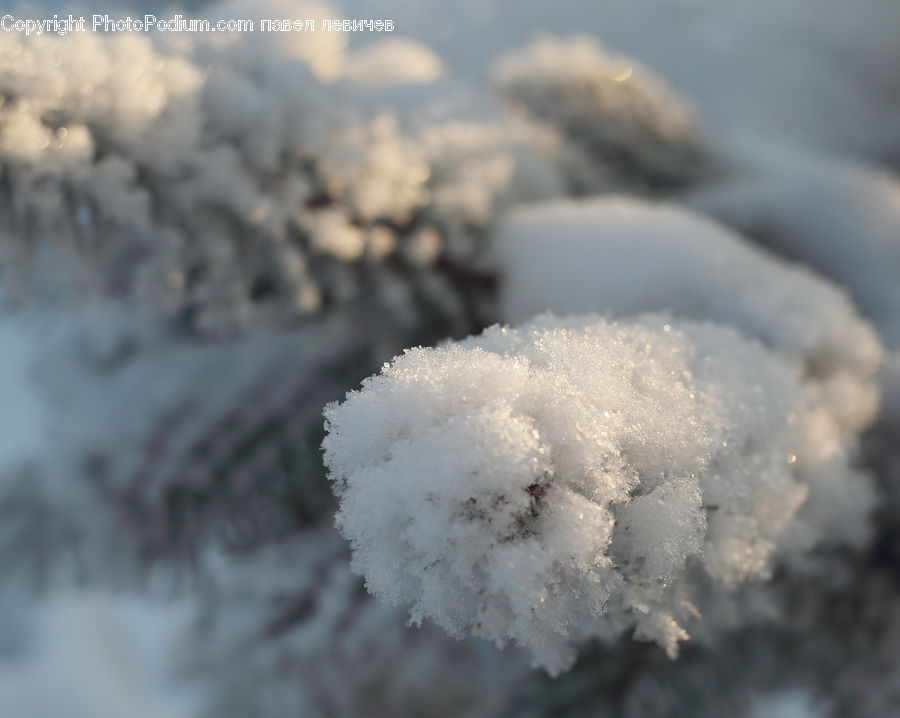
(324, 312, 875, 673)
(689, 147, 900, 346)
(0, 20, 566, 337)
(343, 38, 444, 89)
(0, 591, 195, 718)
(493, 36, 710, 192)
(2, 3, 898, 714)
(495, 197, 882, 437)
(211, 0, 346, 81)
(185, 524, 525, 718)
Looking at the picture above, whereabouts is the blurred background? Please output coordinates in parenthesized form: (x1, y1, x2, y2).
(1, 1, 899, 716)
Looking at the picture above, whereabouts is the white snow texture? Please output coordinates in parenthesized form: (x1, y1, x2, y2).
(324, 299, 878, 672)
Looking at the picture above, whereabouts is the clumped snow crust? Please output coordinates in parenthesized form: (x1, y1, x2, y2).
(0, 17, 723, 578)
(324, 312, 876, 674)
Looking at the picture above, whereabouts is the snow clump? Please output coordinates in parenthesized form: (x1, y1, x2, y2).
(323, 311, 877, 674)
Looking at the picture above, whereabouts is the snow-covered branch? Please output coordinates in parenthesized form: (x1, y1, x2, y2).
(324, 308, 877, 673)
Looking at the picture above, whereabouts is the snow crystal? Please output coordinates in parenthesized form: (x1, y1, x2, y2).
(324, 312, 875, 673)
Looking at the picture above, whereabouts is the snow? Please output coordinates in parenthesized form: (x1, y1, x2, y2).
(340, 0, 900, 159)
(0, 318, 44, 468)
(688, 146, 900, 347)
(751, 689, 824, 718)
(495, 197, 882, 435)
(492, 35, 709, 192)
(0, 591, 198, 718)
(324, 312, 876, 673)
(0, 0, 898, 712)
(0, 18, 573, 335)
(343, 38, 444, 89)
(186, 524, 527, 718)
